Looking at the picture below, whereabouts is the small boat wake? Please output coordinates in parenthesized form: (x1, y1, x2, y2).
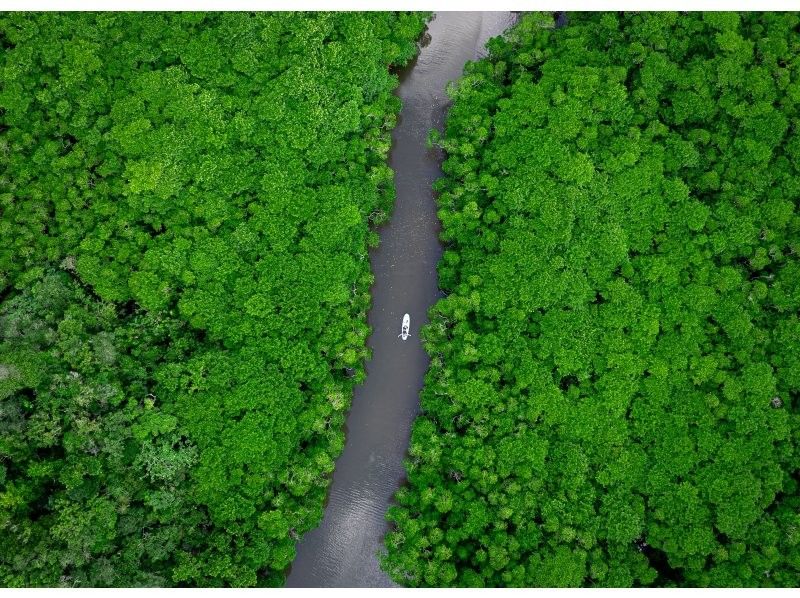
(398, 313, 411, 341)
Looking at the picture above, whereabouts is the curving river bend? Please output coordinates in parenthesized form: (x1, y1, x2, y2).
(286, 12, 516, 588)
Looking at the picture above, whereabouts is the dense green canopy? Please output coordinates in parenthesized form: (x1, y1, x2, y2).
(0, 12, 426, 586)
(383, 12, 800, 587)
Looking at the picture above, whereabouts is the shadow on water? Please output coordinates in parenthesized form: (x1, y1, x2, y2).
(285, 12, 516, 588)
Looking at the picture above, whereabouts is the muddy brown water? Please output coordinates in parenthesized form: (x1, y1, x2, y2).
(285, 12, 516, 588)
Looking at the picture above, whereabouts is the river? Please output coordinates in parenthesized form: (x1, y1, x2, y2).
(286, 11, 516, 588)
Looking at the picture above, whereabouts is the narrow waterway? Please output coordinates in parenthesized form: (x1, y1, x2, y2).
(286, 12, 515, 588)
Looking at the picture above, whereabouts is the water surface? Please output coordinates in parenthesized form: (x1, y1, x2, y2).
(286, 12, 515, 588)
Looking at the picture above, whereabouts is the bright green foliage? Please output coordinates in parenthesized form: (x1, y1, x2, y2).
(383, 12, 800, 587)
(0, 12, 426, 586)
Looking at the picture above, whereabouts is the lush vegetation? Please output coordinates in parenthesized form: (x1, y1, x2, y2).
(0, 12, 426, 586)
(383, 12, 800, 587)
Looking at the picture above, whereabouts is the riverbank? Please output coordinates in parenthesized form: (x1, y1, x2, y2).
(286, 12, 516, 588)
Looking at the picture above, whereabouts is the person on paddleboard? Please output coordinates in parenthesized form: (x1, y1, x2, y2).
(398, 313, 410, 340)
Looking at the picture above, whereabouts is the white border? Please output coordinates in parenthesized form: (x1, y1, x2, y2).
(2, 1, 800, 11)
(0, 585, 796, 593)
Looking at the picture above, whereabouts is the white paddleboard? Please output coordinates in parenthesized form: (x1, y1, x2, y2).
(399, 313, 410, 340)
